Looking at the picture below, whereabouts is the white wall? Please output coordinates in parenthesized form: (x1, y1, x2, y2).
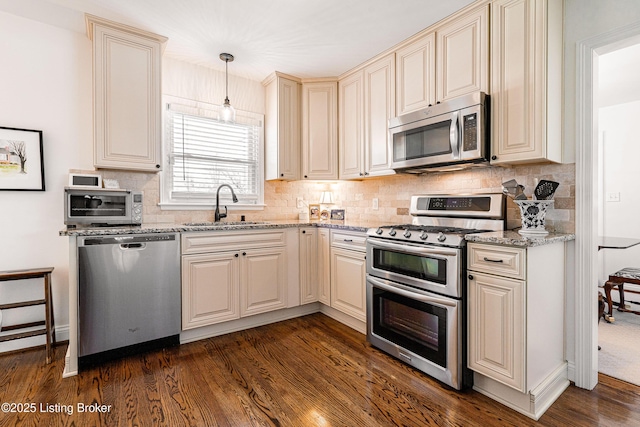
(599, 101, 640, 298)
(0, 10, 93, 351)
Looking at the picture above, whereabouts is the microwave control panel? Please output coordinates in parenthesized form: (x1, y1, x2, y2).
(462, 113, 477, 151)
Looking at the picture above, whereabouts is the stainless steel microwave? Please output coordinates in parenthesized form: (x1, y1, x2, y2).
(64, 188, 143, 226)
(389, 92, 488, 173)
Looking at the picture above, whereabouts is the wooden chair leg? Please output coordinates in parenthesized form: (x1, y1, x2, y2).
(604, 280, 614, 318)
(617, 283, 626, 312)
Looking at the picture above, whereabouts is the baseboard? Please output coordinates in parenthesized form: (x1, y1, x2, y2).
(319, 305, 366, 334)
(180, 303, 322, 344)
(473, 362, 569, 420)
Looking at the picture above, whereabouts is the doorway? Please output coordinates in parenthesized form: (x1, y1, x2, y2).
(575, 23, 640, 390)
(596, 42, 640, 387)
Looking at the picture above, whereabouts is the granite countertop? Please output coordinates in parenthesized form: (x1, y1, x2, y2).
(59, 219, 394, 237)
(465, 230, 576, 247)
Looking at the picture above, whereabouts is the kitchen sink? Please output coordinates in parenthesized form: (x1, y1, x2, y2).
(183, 221, 269, 226)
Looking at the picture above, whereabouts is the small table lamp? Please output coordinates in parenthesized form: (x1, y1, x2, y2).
(319, 191, 334, 220)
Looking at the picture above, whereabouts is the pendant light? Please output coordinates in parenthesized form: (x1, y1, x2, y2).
(218, 52, 236, 123)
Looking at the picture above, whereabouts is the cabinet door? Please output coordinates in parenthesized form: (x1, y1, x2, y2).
(468, 272, 525, 392)
(299, 228, 318, 305)
(302, 81, 338, 180)
(436, 5, 488, 101)
(364, 54, 396, 177)
(240, 247, 287, 317)
(490, 0, 562, 165)
(264, 75, 300, 180)
(89, 20, 165, 171)
(181, 252, 240, 330)
(339, 71, 364, 179)
(396, 33, 436, 115)
(317, 228, 331, 305)
(330, 247, 366, 322)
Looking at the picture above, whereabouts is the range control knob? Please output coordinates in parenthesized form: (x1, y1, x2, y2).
(403, 229, 412, 238)
(419, 231, 428, 240)
(437, 232, 446, 242)
(375, 227, 384, 235)
(388, 228, 397, 237)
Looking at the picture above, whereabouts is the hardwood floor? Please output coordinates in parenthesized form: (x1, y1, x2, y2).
(1, 313, 639, 426)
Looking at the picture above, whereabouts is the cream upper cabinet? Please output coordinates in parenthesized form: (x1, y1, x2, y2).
(395, 32, 436, 115)
(436, 5, 489, 102)
(86, 15, 166, 172)
(339, 54, 396, 179)
(338, 71, 364, 179)
(490, 0, 563, 165)
(302, 80, 339, 180)
(264, 72, 301, 181)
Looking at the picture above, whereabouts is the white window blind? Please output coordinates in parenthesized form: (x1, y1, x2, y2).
(164, 102, 263, 206)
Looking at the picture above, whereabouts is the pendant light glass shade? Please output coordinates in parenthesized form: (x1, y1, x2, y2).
(218, 53, 236, 123)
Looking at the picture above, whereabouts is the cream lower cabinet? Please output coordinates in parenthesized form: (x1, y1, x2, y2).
(182, 231, 288, 330)
(489, 0, 563, 165)
(317, 228, 331, 305)
(329, 230, 367, 322)
(467, 241, 568, 420)
(299, 228, 318, 305)
(86, 15, 166, 172)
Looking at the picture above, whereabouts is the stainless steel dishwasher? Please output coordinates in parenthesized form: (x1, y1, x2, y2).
(78, 233, 180, 364)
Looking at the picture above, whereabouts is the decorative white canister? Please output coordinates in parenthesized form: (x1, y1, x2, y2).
(514, 199, 554, 235)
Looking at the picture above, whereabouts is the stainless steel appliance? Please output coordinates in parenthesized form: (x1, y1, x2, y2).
(366, 193, 505, 389)
(78, 233, 180, 365)
(64, 188, 143, 226)
(389, 92, 488, 173)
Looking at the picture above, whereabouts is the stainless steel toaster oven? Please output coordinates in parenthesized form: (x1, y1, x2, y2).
(64, 188, 143, 226)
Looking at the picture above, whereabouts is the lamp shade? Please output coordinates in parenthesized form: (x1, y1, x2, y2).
(319, 191, 334, 204)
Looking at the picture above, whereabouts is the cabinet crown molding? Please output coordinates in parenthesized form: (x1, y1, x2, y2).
(85, 13, 168, 51)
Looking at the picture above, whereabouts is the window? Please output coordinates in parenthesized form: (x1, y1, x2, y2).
(161, 99, 264, 208)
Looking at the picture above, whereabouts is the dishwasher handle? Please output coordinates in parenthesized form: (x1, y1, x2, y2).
(120, 243, 146, 250)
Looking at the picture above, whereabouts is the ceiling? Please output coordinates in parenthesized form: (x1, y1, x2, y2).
(0, 0, 475, 81)
(599, 41, 640, 108)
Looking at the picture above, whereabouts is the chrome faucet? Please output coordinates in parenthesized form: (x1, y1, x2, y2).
(214, 184, 239, 222)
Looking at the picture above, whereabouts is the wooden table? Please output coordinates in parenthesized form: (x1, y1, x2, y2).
(598, 237, 640, 322)
(598, 236, 640, 251)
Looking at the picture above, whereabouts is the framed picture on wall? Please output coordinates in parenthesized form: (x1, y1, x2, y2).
(0, 126, 45, 191)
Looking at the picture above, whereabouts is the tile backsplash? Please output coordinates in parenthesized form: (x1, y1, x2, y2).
(82, 162, 575, 233)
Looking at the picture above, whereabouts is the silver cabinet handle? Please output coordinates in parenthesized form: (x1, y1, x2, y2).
(483, 257, 504, 263)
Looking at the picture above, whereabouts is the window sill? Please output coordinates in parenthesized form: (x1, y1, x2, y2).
(159, 202, 266, 211)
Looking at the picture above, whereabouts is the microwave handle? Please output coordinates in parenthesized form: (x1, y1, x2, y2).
(449, 111, 460, 159)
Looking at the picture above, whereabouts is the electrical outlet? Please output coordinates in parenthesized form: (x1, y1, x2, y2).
(296, 197, 304, 209)
(372, 198, 379, 210)
(606, 192, 620, 202)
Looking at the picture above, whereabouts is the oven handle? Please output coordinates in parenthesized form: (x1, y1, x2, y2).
(367, 276, 458, 308)
(368, 239, 458, 258)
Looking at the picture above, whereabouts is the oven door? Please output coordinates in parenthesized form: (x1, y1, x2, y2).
(65, 190, 133, 225)
(366, 238, 461, 298)
(366, 276, 462, 389)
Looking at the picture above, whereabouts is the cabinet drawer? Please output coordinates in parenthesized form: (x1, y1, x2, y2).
(468, 243, 525, 280)
(182, 230, 286, 255)
(330, 230, 367, 251)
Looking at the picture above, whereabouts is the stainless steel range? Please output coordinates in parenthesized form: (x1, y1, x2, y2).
(366, 194, 505, 390)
